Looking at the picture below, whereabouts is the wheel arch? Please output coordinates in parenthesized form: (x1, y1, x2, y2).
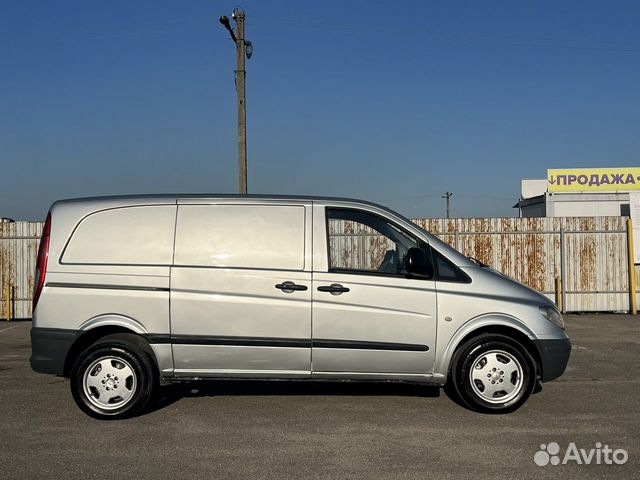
(437, 315, 542, 381)
(64, 316, 159, 377)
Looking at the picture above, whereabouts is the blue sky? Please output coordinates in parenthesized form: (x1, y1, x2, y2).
(1, 0, 639, 220)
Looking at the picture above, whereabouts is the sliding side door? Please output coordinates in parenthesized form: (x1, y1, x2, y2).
(170, 201, 313, 378)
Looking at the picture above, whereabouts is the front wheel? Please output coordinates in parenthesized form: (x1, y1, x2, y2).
(70, 334, 156, 420)
(449, 334, 536, 413)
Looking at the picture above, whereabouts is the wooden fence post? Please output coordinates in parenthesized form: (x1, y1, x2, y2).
(627, 219, 637, 315)
(554, 276, 563, 312)
(4, 283, 12, 321)
(559, 226, 567, 314)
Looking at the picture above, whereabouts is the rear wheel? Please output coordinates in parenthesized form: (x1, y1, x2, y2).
(449, 334, 536, 413)
(70, 334, 156, 420)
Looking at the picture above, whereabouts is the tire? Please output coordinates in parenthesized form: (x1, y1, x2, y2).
(448, 334, 536, 414)
(70, 333, 157, 420)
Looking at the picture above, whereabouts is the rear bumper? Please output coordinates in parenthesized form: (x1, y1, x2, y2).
(30, 327, 76, 376)
(534, 337, 572, 382)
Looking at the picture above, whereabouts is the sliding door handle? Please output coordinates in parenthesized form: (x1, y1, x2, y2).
(275, 281, 308, 293)
(317, 284, 350, 295)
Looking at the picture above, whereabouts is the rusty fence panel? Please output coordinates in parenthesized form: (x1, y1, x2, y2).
(561, 217, 629, 312)
(412, 217, 630, 312)
(0, 221, 43, 320)
(0, 216, 634, 318)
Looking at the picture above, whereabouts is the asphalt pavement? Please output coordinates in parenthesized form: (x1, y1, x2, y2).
(0, 314, 638, 479)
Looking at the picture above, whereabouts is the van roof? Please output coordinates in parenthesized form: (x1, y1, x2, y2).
(53, 194, 388, 209)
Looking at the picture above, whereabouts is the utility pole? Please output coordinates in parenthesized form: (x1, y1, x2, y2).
(441, 192, 453, 218)
(219, 7, 253, 194)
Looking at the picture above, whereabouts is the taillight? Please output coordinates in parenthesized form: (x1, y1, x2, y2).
(33, 212, 51, 311)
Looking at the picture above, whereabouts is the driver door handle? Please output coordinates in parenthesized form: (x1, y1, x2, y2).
(317, 284, 350, 295)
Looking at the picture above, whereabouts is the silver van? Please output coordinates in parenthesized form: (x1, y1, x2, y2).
(31, 195, 570, 419)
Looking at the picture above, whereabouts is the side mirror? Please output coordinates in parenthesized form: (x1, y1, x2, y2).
(406, 247, 433, 278)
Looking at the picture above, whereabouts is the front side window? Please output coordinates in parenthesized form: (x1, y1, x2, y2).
(326, 208, 429, 276)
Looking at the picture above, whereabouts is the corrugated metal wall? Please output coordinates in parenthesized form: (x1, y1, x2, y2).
(412, 217, 629, 312)
(0, 221, 43, 320)
(0, 216, 633, 319)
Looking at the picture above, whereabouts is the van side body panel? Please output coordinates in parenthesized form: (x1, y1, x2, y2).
(433, 266, 570, 382)
(31, 200, 177, 375)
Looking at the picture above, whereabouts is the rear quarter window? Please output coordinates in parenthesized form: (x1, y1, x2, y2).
(62, 206, 176, 265)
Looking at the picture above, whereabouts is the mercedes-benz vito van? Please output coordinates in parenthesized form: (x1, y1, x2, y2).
(31, 195, 570, 419)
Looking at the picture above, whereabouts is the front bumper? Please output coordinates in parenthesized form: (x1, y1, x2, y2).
(533, 337, 572, 382)
(30, 327, 77, 376)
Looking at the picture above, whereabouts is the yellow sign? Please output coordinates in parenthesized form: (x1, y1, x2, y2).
(548, 168, 640, 192)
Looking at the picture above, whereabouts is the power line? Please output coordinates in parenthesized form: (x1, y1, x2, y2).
(249, 14, 640, 55)
(32, 13, 640, 55)
(455, 193, 517, 201)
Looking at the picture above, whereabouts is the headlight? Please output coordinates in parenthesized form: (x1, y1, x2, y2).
(539, 305, 565, 329)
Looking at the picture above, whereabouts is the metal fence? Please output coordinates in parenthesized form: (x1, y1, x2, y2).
(0, 221, 43, 320)
(0, 216, 635, 319)
(412, 216, 630, 312)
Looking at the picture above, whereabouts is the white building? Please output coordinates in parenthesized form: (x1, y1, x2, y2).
(514, 179, 631, 218)
(514, 168, 639, 218)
